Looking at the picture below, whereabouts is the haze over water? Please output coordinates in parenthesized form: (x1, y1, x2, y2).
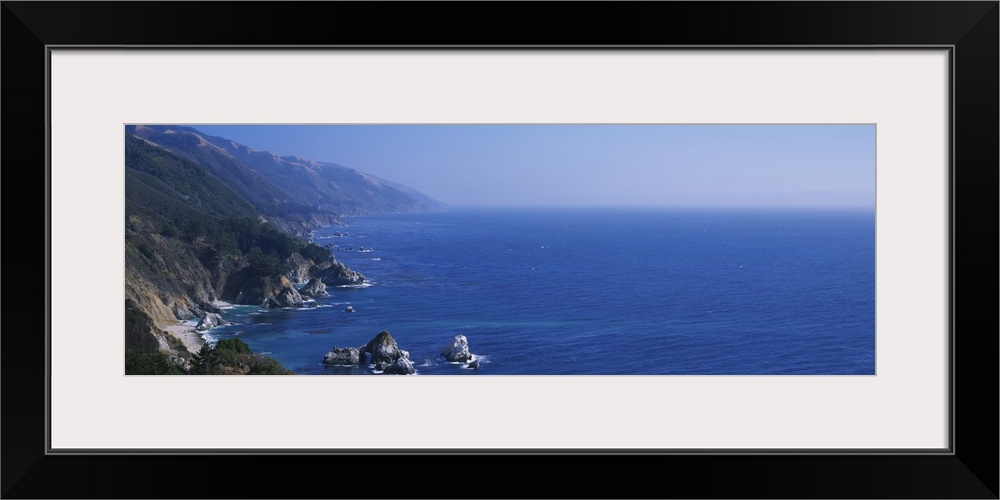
(194, 124, 875, 209)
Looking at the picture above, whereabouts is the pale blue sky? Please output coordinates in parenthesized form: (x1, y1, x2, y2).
(192, 124, 875, 209)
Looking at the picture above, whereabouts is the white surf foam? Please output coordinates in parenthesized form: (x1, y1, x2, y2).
(335, 282, 374, 289)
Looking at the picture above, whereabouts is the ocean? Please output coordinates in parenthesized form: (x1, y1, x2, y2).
(205, 207, 876, 375)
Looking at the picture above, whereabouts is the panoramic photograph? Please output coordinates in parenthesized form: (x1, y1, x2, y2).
(124, 124, 875, 375)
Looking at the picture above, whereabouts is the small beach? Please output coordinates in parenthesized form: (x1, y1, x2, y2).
(159, 301, 233, 354)
(161, 322, 205, 354)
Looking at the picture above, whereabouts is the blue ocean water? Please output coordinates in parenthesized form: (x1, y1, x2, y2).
(207, 207, 875, 375)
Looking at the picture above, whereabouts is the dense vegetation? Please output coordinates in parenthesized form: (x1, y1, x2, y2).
(190, 338, 293, 375)
(126, 132, 336, 302)
(125, 348, 185, 375)
(126, 126, 307, 218)
(126, 336, 291, 375)
(126, 133, 331, 274)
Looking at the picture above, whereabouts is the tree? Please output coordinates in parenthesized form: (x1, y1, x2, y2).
(190, 343, 219, 375)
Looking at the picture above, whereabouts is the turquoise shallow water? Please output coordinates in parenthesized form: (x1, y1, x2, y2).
(205, 207, 875, 375)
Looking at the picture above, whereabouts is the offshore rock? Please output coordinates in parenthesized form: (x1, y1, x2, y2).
(440, 335, 472, 363)
(382, 356, 415, 375)
(323, 347, 360, 366)
(300, 278, 328, 298)
(361, 330, 404, 370)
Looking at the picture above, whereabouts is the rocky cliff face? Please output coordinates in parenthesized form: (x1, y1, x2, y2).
(264, 278, 305, 308)
(221, 260, 361, 308)
(125, 227, 221, 328)
(300, 278, 328, 298)
(288, 252, 314, 283)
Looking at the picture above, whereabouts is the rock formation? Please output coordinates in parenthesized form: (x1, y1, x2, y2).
(361, 330, 404, 370)
(196, 312, 226, 331)
(264, 283, 304, 308)
(287, 252, 313, 283)
(172, 302, 196, 320)
(382, 356, 415, 375)
(440, 335, 472, 363)
(300, 277, 328, 298)
(323, 347, 360, 366)
(322, 330, 416, 374)
(198, 301, 222, 314)
(315, 261, 366, 286)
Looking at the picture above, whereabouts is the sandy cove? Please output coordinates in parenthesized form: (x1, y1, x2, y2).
(159, 301, 232, 354)
(161, 322, 206, 354)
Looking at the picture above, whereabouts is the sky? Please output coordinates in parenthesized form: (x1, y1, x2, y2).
(192, 124, 875, 209)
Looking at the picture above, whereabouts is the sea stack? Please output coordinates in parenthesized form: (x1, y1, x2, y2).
(440, 335, 472, 363)
(360, 330, 405, 371)
(323, 347, 361, 366)
(382, 356, 416, 375)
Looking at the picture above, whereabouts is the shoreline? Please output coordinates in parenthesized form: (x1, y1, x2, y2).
(160, 301, 234, 354)
(161, 321, 206, 355)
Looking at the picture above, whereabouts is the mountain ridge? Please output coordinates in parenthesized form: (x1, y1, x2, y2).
(129, 125, 445, 226)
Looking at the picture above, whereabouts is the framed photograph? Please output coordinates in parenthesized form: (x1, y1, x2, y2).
(4, 2, 996, 498)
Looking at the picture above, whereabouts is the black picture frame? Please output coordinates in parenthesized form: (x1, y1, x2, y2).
(3, 2, 996, 498)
